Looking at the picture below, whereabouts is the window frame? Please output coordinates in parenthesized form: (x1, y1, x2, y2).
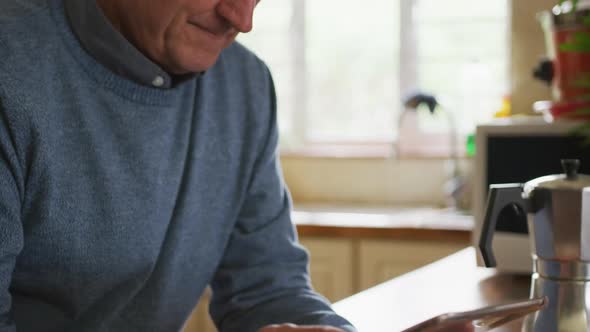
(249, 0, 509, 158)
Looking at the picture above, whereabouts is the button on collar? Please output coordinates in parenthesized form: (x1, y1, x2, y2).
(152, 76, 165, 88)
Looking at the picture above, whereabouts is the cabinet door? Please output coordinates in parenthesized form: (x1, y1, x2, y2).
(299, 237, 356, 302)
(359, 240, 467, 290)
(182, 237, 356, 331)
(183, 289, 217, 332)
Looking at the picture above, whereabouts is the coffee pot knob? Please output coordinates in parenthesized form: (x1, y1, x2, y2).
(562, 159, 581, 180)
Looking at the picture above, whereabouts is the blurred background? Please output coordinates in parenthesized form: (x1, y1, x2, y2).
(235, 0, 548, 208)
(185, 2, 578, 331)
(239, 0, 509, 148)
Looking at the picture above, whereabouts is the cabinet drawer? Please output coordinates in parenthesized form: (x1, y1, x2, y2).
(299, 237, 356, 302)
(359, 240, 466, 290)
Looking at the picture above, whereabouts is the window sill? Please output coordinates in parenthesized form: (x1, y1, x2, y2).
(280, 143, 471, 160)
(281, 143, 393, 159)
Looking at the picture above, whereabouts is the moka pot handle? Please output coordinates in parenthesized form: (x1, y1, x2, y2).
(478, 184, 526, 267)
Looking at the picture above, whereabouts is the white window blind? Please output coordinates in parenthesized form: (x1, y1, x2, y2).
(238, 0, 509, 149)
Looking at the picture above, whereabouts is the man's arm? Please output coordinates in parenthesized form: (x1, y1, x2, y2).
(208, 69, 355, 332)
(0, 98, 24, 332)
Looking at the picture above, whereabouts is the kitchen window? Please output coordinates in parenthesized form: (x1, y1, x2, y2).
(238, 0, 510, 152)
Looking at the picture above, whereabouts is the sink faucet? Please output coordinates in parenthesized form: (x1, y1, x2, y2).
(398, 92, 465, 209)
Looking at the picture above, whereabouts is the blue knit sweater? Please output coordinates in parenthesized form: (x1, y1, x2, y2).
(0, 1, 355, 331)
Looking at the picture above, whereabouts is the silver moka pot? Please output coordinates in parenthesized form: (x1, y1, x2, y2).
(479, 159, 590, 332)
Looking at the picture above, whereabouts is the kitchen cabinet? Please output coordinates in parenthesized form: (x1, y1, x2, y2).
(182, 238, 356, 332)
(299, 237, 356, 302)
(358, 239, 467, 290)
(333, 248, 530, 332)
(183, 289, 216, 332)
(182, 206, 472, 331)
(183, 236, 468, 332)
(301, 236, 466, 301)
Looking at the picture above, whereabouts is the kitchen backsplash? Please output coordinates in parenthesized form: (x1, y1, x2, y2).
(281, 156, 474, 209)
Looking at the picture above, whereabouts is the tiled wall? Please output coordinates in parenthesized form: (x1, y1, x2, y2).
(281, 156, 473, 207)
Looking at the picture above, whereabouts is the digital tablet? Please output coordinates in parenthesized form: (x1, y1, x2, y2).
(401, 297, 547, 332)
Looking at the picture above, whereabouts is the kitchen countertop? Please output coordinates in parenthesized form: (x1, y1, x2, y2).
(333, 247, 531, 331)
(293, 204, 473, 242)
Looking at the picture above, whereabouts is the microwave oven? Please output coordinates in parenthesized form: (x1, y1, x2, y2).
(472, 117, 590, 273)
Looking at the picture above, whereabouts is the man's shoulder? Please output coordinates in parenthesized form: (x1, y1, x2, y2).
(0, 0, 49, 25)
(0, 0, 54, 56)
(217, 42, 270, 78)
(223, 42, 263, 63)
(0, 0, 60, 83)
(204, 42, 275, 133)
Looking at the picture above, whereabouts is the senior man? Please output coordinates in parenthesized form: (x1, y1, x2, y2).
(0, 0, 354, 331)
(0, 0, 474, 332)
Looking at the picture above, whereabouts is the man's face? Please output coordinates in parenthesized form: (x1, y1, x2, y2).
(98, 0, 259, 74)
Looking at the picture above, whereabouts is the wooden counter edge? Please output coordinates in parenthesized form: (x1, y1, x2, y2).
(295, 224, 471, 242)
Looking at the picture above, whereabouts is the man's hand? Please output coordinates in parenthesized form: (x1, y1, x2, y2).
(258, 323, 345, 332)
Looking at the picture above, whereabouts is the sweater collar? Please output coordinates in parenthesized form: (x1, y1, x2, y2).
(63, 0, 175, 89)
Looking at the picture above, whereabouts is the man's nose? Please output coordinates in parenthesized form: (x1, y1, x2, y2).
(216, 0, 256, 33)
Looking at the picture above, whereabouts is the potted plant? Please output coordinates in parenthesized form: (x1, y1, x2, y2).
(537, 0, 590, 140)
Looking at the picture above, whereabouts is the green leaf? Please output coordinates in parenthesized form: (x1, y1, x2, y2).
(560, 43, 590, 52)
(574, 31, 590, 42)
(559, 32, 590, 52)
(569, 123, 590, 139)
(573, 75, 590, 88)
(542, 0, 590, 145)
(560, 0, 580, 10)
